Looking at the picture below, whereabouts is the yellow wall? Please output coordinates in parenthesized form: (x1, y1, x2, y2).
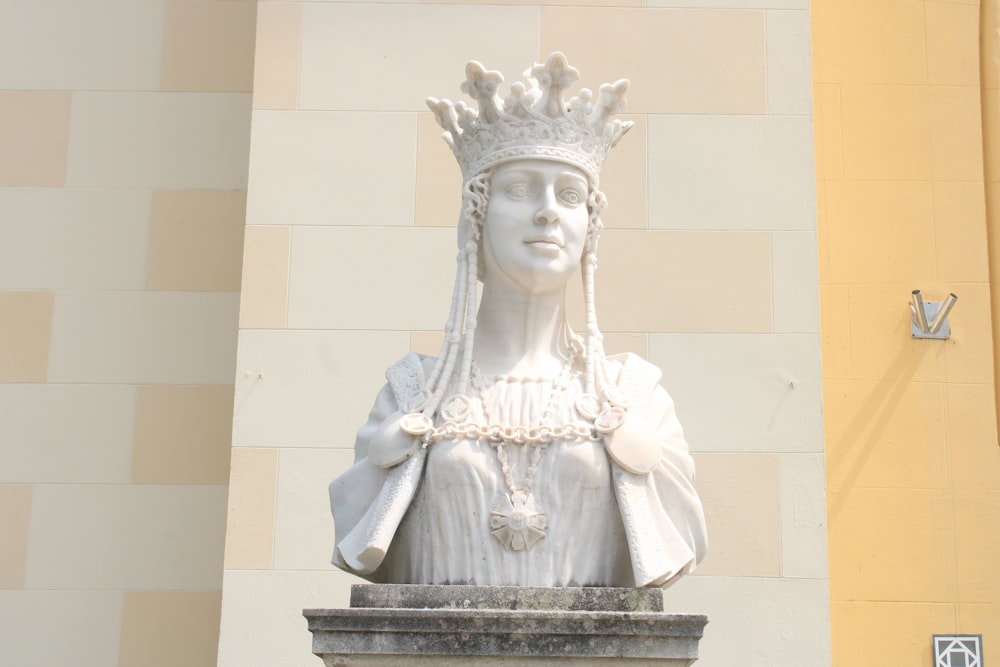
(813, 1, 1000, 665)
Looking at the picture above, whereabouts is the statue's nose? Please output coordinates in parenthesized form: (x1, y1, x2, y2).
(534, 188, 560, 225)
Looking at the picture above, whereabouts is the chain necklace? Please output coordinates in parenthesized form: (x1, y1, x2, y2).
(471, 352, 578, 552)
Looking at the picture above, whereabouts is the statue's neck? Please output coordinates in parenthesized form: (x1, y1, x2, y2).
(473, 281, 572, 378)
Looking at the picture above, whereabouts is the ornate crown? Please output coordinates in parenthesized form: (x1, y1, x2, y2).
(426, 52, 633, 185)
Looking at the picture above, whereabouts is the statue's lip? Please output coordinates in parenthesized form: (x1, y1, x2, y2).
(524, 236, 563, 248)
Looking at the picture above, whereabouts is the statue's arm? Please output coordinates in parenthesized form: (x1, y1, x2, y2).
(608, 354, 708, 587)
(329, 355, 434, 578)
(352, 382, 397, 463)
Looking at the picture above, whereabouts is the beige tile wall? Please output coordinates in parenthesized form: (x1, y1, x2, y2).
(0, 189, 151, 290)
(0, 2, 253, 666)
(0, 386, 136, 483)
(119, 592, 224, 667)
(0, 591, 124, 665)
(220, 2, 829, 666)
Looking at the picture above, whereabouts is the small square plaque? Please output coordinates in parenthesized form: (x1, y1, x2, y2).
(934, 635, 984, 667)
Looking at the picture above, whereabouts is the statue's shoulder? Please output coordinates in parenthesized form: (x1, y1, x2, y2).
(606, 353, 665, 412)
(384, 352, 435, 413)
(606, 352, 663, 387)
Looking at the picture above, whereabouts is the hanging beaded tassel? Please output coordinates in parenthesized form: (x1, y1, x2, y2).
(427, 172, 490, 422)
(573, 190, 610, 421)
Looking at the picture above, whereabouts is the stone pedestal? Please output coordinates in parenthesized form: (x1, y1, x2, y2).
(304, 584, 708, 666)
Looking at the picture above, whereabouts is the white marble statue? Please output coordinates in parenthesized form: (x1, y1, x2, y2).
(330, 53, 707, 588)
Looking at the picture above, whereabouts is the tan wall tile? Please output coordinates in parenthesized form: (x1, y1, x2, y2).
(224, 448, 278, 570)
(0, 2, 163, 90)
(245, 111, 416, 227)
(811, 0, 926, 85)
(839, 84, 932, 181)
(664, 577, 830, 665)
(824, 379, 948, 489)
(239, 226, 290, 329)
(693, 453, 781, 576)
(845, 285, 947, 383)
(411, 330, 445, 357)
(119, 592, 222, 667)
(67, 92, 251, 189)
(830, 601, 955, 665)
(942, 283, 994, 385)
(286, 227, 456, 331)
(929, 85, 985, 182)
(0, 92, 71, 186)
(812, 84, 844, 180)
(579, 230, 772, 333)
(0, 188, 150, 290)
(47, 291, 239, 385)
(946, 384, 1000, 490)
(651, 0, 808, 6)
(298, 4, 539, 111)
(954, 491, 1000, 604)
(925, 2, 980, 86)
(648, 115, 816, 230)
(0, 291, 55, 382)
(217, 570, 363, 665)
(146, 190, 246, 291)
(819, 284, 852, 380)
(780, 453, 829, 579)
(933, 181, 989, 284)
(772, 231, 820, 333)
(414, 112, 464, 229)
(0, 591, 123, 665)
(766, 9, 813, 115)
(0, 385, 134, 484)
(26, 485, 227, 590)
(132, 386, 235, 485)
(253, 2, 302, 109)
(272, 449, 353, 569)
(993, 184, 1000, 286)
(825, 486, 860, 600)
(986, 88, 1000, 189)
(598, 114, 646, 229)
(426, 0, 640, 6)
(823, 180, 936, 284)
(650, 334, 823, 454)
(161, 0, 256, 92)
(601, 333, 648, 358)
(232, 330, 409, 447)
(0, 485, 32, 588)
(855, 488, 957, 602)
(541, 8, 766, 114)
(816, 180, 830, 275)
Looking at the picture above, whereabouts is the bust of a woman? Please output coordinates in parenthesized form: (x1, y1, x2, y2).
(329, 53, 706, 588)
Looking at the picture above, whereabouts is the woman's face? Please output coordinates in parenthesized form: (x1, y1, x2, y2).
(481, 160, 590, 294)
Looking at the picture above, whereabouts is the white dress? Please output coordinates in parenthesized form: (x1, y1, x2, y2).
(329, 353, 707, 588)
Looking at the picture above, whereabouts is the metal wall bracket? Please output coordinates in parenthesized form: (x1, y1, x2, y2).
(910, 290, 958, 340)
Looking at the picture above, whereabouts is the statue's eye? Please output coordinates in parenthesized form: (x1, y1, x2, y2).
(559, 188, 584, 206)
(505, 183, 531, 199)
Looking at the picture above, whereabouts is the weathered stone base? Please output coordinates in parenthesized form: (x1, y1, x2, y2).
(304, 584, 708, 666)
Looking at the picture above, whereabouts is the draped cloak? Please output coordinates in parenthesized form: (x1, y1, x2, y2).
(329, 352, 707, 588)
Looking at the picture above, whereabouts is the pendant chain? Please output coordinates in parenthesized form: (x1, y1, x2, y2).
(471, 349, 577, 497)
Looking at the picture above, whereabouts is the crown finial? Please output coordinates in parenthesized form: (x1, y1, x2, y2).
(426, 52, 633, 184)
